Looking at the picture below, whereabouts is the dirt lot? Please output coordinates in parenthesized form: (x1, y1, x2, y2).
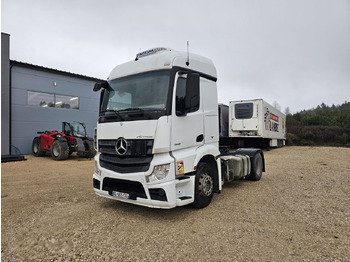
(1, 146, 350, 261)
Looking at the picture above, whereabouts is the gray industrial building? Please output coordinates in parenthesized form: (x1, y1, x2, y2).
(1, 33, 102, 156)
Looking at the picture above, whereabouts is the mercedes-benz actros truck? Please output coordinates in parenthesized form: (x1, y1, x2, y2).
(93, 47, 265, 209)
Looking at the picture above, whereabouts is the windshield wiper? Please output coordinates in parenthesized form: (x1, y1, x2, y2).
(117, 107, 147, 117)
(100, 109, 123, 119)
(118, 107, 144, 112)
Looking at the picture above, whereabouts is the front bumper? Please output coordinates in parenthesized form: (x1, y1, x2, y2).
(93, 153, 195, 209)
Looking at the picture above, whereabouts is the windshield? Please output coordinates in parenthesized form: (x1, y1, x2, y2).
(101, 70, 171, 113)
(69, 121, 86, 137)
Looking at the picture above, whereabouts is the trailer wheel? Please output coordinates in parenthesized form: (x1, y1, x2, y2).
(248, 153, 263, 181)
(77, 140, 96, 158)
(32, 137, 45, 157)
(192, 163, 215, 209)
(51, 140, 69, 161)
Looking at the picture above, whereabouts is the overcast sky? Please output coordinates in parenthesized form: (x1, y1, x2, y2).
(2, 0, 350, 113)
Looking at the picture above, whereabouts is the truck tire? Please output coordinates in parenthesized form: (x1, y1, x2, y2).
(51, 140, 69, 161)
(77, 140, 96, 158)
(248, 153, 263, 181)
(32, 137, 45, 157)
(192, 163, 215, 209)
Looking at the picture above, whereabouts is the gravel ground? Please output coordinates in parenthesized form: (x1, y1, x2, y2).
(1, 146, 350, 261)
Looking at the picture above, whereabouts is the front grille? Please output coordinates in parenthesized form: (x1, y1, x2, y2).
(99, 139, 153, 173)
(102, 177, 147, 200)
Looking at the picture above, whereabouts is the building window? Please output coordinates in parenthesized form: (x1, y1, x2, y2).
(55, 95, 79, 109)
(27, 91, 79, 110)
(28, 91, 55, 107)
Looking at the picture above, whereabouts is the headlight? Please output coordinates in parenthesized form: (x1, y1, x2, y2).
(146, 164, 170, 183)
(94, 160, 101, 177)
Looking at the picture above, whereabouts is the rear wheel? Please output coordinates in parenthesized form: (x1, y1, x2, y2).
(32, 137, 45, 157)
(248, 153, 263, 181)
(192, 163, 215, 209)
(51, 140, 69, 161)
(85, 140, 96, 158)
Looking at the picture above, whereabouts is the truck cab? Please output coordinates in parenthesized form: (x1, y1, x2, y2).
(93, 48, 264, 209)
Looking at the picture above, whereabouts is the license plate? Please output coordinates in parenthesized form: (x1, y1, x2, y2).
(112, 191, 130, 199)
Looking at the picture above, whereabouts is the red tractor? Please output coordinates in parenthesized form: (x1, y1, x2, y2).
(32, 121, 96, 161)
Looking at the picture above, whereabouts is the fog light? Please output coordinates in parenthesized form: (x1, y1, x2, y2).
(146, 164, 170, 183)
(94, 160, 101, 177)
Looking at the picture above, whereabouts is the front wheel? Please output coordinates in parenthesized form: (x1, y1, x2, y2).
(192, 163, 215, 209)
(51, 140, 69, 161)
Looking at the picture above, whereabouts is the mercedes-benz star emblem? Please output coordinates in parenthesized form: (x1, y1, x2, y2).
(115, 138, 128, 155)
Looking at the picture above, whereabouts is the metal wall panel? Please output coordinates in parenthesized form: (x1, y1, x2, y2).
(1, 33, 10, 155)
(11, 65, 100, 154)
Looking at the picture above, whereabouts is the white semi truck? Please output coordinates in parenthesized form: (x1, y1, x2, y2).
(93, 47, 265, 209)
(227, 99, 286, 148)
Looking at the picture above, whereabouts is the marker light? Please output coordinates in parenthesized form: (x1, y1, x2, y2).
(146, 164, 170, 183)
(136, 47, 171, 59)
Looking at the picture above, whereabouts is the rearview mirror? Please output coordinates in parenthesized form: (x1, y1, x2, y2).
(185, 73, 200, 112)
(93, 81, 109, 92)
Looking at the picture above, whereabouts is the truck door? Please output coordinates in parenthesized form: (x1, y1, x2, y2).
(171, 73, 204, 151)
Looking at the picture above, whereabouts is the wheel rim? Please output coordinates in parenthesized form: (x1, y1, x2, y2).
(52, 144, 59, 157)
(199, 173, 213, 197)
(33, 143, 38, 153)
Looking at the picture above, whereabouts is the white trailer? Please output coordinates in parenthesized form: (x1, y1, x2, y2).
(229, 99, 286, 148)
(92, 48, 265, 209)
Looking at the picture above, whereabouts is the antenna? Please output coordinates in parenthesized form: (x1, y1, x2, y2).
(186, 41, 190, 66)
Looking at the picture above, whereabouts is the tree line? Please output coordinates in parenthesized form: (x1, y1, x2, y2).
(286, 102, 350, 147)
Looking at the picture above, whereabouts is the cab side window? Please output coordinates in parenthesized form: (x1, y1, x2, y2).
(176, 77, 186, 115)
(175, 74, 200, 116)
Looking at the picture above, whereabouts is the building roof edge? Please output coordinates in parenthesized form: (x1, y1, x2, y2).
(10, 60, 104, 82)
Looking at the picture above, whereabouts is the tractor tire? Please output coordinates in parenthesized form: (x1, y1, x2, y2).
(85, 140, 96, 158)
(192, 163, 215, 209)
(50, 140, 69, 161)
(247, 153, 263, 181)
(77, 140, 96, 159)
(32, 137, 45, 157)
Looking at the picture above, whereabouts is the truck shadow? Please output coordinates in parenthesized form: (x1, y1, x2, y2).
(221, 179, 254, 189)
(99, 179, 251, 220)
(100, 199, 194, 219)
